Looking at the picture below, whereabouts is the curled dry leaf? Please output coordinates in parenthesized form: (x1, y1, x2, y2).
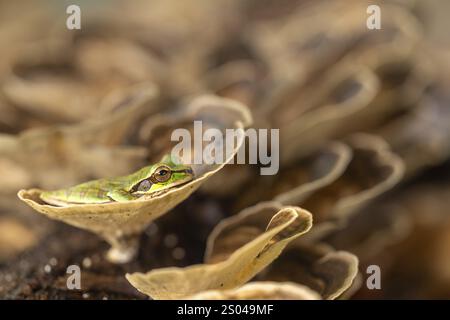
(139, 95, 252, 156)
(126, 204, 312, 299)
(0, 1, 65, 76)
(295, 51, 434, 157)
(3, 74, 100, 123)
(375, 90, 450, 178)
(205, 202, 303, 263)
(0, 82, 157, 191)
(206, 61, 364, 197)
(186, 281, 321, 300)
(82, 82, 160, 146)
(18, 95, 251, 263)
(205, 201, 358, 299)
(327, 202, 413, 263)
(258, 242, 359, 300)
(199, 165, 256, 198)
(304, 134, 404, 219)
(248, 1, 364, 83)
(139, 94, 253, 196)
(338, 49, 434, 142)
(271, 45, 433, 166)
(74, 37, 165, 85)
(276, 63, 379, 164)
(274, 142, 352, 205)
(186, 95, 254, 197)
(2, 34, 162, 123)
(204, 59, 265, 110)
(98, 0, 237, 58)
(290, 134, 405, 241)
(356, 49, 433, 111)
(328, 176, 450, 268)
(234, 141, 352, 211)
(247, 1, 425, 165)
(248, 1, 420, 87)
(95, 0, 241, 98)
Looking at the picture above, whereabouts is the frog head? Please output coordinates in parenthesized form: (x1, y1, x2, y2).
(129, 154, 194, 196)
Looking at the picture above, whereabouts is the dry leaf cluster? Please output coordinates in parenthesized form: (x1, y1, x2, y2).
(0, 0, 450, 299)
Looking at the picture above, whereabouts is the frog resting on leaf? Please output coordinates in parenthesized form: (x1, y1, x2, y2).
(40, 154, 194, 206)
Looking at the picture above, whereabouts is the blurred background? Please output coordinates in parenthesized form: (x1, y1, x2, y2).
(0, 0, 450, 299)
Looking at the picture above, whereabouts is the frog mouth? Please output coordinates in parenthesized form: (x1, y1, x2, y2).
(173, 168, 194, 175)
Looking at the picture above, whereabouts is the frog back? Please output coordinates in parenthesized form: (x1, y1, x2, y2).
(40, 178, 127, 205)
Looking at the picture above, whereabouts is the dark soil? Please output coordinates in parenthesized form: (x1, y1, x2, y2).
(0, 194, 226, 299)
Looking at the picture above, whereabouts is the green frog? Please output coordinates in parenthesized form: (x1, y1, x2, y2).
(40, 155, 194, 206)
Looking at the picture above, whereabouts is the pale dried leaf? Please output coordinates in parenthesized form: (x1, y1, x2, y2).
(18, 95, 251, 263)
(186, 281, 321, 300)
(126, 205, 312, 299)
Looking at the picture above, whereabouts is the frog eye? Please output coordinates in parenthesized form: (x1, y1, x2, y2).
(151, 165, 172, 183)
(137, 180, 152, 192)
